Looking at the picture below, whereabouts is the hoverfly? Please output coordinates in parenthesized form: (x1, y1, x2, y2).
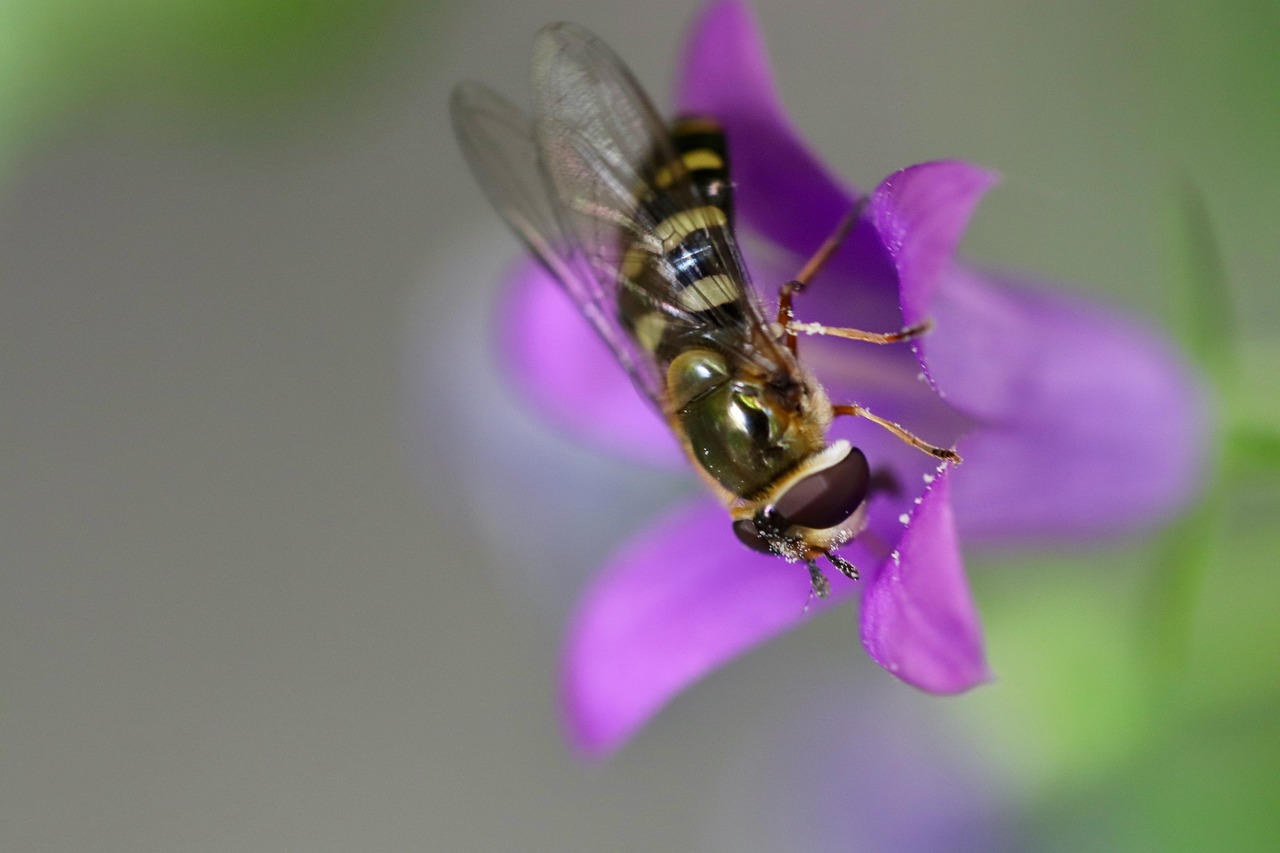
(450, 23, 959, 598)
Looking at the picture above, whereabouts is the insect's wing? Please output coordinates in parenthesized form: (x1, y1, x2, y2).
(449, 82, 564, 269)
(530, 23, 787, 363)
(450, 80, 667, 403)
(529, 23, 681, 284)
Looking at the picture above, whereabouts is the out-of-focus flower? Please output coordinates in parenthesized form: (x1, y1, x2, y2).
(498, 0, 1208, 758)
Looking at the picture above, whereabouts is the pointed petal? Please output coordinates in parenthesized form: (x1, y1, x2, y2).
(676, 0, 857, 259)
(928, 267, 1212, 539)
(498, 258, 681, 464)
(560, 498, 867, 759)
(868, 161, 1000, 330)
(860, 466, 991, 693)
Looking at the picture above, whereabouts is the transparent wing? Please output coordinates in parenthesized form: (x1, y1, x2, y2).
(530, 21, 682, 296)
(530, 23, 783, 354)
(450, 80, 667, 403)
(452, 23, 792, 416)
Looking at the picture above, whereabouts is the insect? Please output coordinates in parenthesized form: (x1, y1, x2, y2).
(450, 23, 959, 598)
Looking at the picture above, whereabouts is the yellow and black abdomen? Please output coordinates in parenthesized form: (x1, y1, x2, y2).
(663, 117, 733, 218)
(618, 118, 751, 364)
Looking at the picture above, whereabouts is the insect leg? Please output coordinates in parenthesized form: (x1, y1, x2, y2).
(792, 196, 869, 288)
(833, 403, 962, 463)
(775, 196, 934, 351)
(826, 552, 859, 581)
(776, 280, 804, 354)
(788, 317, 934, 345)
(806, 560, 831, 599)
(776, 196, 869, 354)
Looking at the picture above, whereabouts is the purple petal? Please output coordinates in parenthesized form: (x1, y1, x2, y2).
(928, 267, 1211, 539)
(560, 498, 869, 759)
(860, 466, 991, 693)
(868, 161, 1000, 331)
(676, 0, 857, 260)
(499, 258, 681, 465)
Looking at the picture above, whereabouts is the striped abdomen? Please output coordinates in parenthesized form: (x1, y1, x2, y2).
(617, 117, 752, 363)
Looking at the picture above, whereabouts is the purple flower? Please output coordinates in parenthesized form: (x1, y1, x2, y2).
(498, 0, 1207, 758)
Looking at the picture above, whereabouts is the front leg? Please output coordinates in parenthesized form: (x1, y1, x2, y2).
(789, 317, 934, 345)
(833, 402, 962, 463)
(805, 560, 831, 599)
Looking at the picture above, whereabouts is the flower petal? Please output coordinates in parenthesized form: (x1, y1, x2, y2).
(860, 465, 991, 693)
(560, 497, 869, 759)
(869, 161, 1000, 331)
(928, 267, 1211, 539)
(676, 0, 857, 259)
(498, 257, 681, 465)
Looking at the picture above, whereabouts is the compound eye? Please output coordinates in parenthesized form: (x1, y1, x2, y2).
(732, 519, 774, 554)
(773, 446, 870, 530)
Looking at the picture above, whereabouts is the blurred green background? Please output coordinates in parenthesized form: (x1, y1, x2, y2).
(1, 0, 1275, 850)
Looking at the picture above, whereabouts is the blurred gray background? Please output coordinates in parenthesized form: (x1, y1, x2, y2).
(1, 0, 1273, 850)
